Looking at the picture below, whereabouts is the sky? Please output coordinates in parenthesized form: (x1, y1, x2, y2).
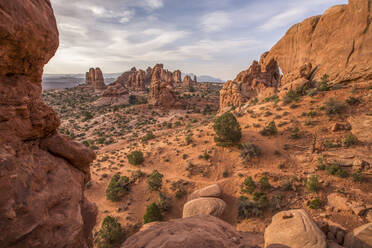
(45, 0, 348, 80)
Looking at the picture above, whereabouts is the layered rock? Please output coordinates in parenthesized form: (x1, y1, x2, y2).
(121, 216, 257, 248)
(0, 1, 96, 247)
(85, 67, 106, 90)
(261, 0, 372, 85)
(148, 64, 178, 108)
(264, 209, 326, 248)
(219, 54, 280, 110)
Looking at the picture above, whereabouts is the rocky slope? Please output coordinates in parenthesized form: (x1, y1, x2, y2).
(86, 67, 106, 90)
(220, 0, 372, 110)
(0, 0, 96, 247)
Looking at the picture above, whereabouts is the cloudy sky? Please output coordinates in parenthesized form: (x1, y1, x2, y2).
(45, 0, 348, 80)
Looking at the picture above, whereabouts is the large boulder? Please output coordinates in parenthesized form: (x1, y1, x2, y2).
(264, 209, 326, 248)
(188, 184, 222, 201)
(183, 197, 226, 218)
(261, 0, 372, 85)
(348, 115, 372, 144)
(344, 223, 372, 248)
(0, 1, 96, 247)
(121, 215, 257, 248)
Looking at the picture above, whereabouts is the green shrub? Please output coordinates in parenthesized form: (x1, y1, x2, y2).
(259, 176, 271, 190)
(252, 191, 269, 208)
(241, 176, 256, 194)
(141, 131, 155, 142)
(343, 134, 358, 147)
(185, 134, 193, 145)
(308, 198, 322, 209)
(306, 175, 319, 192)
(143, 202, 163, 224)
(260, 121, 277, 136)
(324, 98, 346, 116)
(326, 164, 348, 178)
(213, 112, 241, 146)
(238, 196, 263, 219)
(147, 170, 163, 191)
(283, 88, 299, 104)
(351, 171, 363, 182)
(106, 173, 130, 201)
(289, 127, 301, 139)
(95, 216, 123, 248)
(127, 150, 144, 165)
(346, 96, 361, 105)
(317, 74, 331, 91)
(239, 142, 261, 163)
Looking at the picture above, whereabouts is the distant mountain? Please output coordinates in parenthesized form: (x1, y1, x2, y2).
(182, 73, 224, 83)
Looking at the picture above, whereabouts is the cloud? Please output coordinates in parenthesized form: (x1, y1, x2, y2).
(201, 11, 232, 32)
(259, 7, 307, 31)
(145, 0, 164, 9)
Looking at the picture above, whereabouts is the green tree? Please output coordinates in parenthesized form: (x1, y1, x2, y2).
(95, 216, 123, 248)
(127, 150, 144, 165)
(213, 112, 241, 146)
(106, 173, 130, 201)
(143, 202, 163, 224)
(147, 170, 163, 191)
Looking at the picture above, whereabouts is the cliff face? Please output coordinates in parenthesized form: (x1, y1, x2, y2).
(0, 1, 96, 247)
(219, 53, 281, 110)
(262, 0, 372, 85)
(219, 0, 372, 110)
(86, 67, 106, 90)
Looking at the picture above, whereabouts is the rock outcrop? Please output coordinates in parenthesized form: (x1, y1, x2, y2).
(261, 0, 372, 85)
(173, 70, 182, 84)
(86, 67, 106, 90)
(188, 184, 222, 201)
(264, 209, 326, 248)
(121, 215, 257, 248)
(344, 223, 372, 248)
(219, 54, 281, 110)
(0, 1, 96, 247)
(183, 197, 226, 218)
(112, 66, 152, 91)
(148, 64, 178, 108)
(183, 75, 197, 88)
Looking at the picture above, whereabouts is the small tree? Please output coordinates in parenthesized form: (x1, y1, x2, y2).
(127, 150, 144, 165)
(213, 112, 241, 146)
(95, 216, 123, 248)
(241, 176, 256, 194)
(306, 175, 319, 192)
(143, 202, 163, 224)
(106, 173, 130, 202)
(147, 170, 163, 191)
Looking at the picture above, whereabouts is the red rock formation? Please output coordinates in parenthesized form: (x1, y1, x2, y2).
(85, 67, 106, 90)
(148, 64, 178, 108)
(0, 1, 96, 247)
(173, 70, 182, 84)
(112, 66, 152, 91)
(261, 0, 372, 85)
(121, 216, 257, 248)
(219, 54, 280, 110)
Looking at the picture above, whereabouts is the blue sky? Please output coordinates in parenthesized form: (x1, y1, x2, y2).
(45, 0, 348, 80)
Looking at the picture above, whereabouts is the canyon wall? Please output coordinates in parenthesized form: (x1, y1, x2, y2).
(0, 0, 96, 247)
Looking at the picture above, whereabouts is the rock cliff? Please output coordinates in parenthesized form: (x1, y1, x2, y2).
(219, 53, 281, 110)
(86, 67, 106, 90)
(112, 66, 152, 91)
(0, 1, 96, 247)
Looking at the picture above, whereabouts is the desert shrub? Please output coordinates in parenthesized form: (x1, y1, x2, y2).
(213, 112, 241, 146)
(260, 121, 277, 136)
(239, 142, 261, 163)
(346, 96, 361, 105)
(147, 170, 163, 191)
(289, 127, 301, 139)
(106, 173, 130, 201)
(127, 150, 144, 165)
(343, 134, 358, 147)
(259, 176, 271, 190)
(324, 98, 346, 116)
(317, 74, 331, 91)
(238, 196, 263, 219)
(185, 134, 193, 145)
(308, 198, 322, 209)
(95, 216, 123, 248)
(241, 176, 256, 194)
(143, 202, 163, 224)
(252, 191, 269, 208)
(351, 171, 363, 182)
(306, 175, 319, 192)
(157, 192, 172, 212)
(281, 180, 293, 191)
(326, 164, 348, 178)
(141, 131, 155, 142)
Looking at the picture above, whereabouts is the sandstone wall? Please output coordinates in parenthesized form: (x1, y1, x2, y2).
(0, 1, 96, 247)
